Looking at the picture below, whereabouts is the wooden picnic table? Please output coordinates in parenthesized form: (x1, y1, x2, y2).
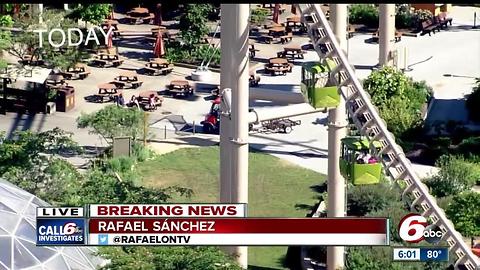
(129, 7, 149, 15)
(170, 80, 190, 88)
(63, 63, 90, 80)
(149, 58, 169, 68)
(269, 27, 286, 36)
(116, 71, 138, 82)
(281, 45, 305, 59)
(96, 83, 121, 102)
(269, 58, 289, 66)
(287, 16, 301, 23)
(97, 54, 119, 61)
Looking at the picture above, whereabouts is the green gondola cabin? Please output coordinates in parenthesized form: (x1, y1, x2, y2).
(340, 136, 383, 185)
(300, 59, 340, 109)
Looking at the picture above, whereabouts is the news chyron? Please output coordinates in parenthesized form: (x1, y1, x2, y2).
(36, 207, 85, 245)
(36, 204, 247, 246)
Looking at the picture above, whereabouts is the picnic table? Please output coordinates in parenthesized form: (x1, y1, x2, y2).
(126, 7, 154, 24)
(144, 58, 173, 76)
(21, 54, 43, 66)
(279, 45, 305, 59)
(263, 27, 293, 44)
(265, 58, 293, 76)
(167, 80, 194, 97)
(372, 29, 402, 42)
(284, 16, 306, 32)
(114, 71, 143, 89)
(138, 90, 163, 109)
(63, 63, 90, 80)
(92, 53, 123, 67)
(96, 83, 121, 103)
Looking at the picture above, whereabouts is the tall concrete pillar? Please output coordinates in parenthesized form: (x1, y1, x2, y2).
(220, 4, 250, 269)
(327, 4, 348, 270)
(379, 4, 396, 66)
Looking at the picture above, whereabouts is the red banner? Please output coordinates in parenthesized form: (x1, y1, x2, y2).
(89, 218, 387, 234)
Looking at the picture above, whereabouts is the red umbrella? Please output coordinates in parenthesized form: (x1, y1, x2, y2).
(273, 4, 280, 24)
(107, 25, 113, 48)
(153, 31, 165, 57)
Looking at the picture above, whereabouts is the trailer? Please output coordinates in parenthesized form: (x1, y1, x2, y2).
(259, 118, 301, 134)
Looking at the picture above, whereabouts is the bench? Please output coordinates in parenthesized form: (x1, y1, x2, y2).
(435, 13, 453, 29)
(421, 20, 441, 36)
(111, 80, 127, 89)
(144, 66, 173, 76)
(78, 71, 90, 79)
(347, 25, 355, 39)
(111, 59, 123, 67)
(249, 47, 260, 58)
(91, 59, 108, 67)
(371, 30, 402, 42)
(130, 81, 143, 89)
(280, 33, 293, 44)
(265, 65, 291, 76)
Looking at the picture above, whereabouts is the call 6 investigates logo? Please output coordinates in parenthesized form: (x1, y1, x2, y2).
(398, 214, 444, 244)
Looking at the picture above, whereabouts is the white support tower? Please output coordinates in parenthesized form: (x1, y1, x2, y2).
(220, 4, 250, 269)
(327, 4, 348, 270)
(295, 4, 480, 269)
(379, 4, 396, 66)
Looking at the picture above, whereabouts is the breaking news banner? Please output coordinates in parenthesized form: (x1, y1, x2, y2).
(87, 218, 389, 246)
(89, 203, 247, 217)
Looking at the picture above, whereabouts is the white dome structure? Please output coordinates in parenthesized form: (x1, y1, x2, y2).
(0, 179, 101, 270)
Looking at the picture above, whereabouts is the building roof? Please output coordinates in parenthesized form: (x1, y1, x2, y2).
(0, 179, 101, 270)
(0, 65, 52, 84)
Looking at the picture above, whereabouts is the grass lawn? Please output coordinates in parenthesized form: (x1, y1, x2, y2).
(137, 146, 326, 269)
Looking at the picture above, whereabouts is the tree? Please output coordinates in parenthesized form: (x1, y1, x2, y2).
(250, 8, 270, 26)
(77, 105, 145, 142)
(178, 4, 212, 49)
(99, 246, 242, 270)
(4, 9, 88, 69)
(363, 67, 432, 139)
(68, 4, 112, 25)
(425, 155, 479, 197)
(0, 128, 83, 204)
(446, 192, 480, 237)
(466, 78, 480, 122)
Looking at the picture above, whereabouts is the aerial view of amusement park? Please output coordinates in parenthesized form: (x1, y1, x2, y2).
(0, 2, 479, 270)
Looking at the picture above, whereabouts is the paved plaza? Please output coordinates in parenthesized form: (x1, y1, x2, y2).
(1, 5, 479, 179)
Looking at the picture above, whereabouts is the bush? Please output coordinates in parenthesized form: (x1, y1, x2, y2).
(466, 78, 480, 122)
(425, 155, 480, 197)
(347, 183, 400, 216)
(363, 67, 432, 139)
(457, 136, 480, 158)
(349, 4, 379, 28)
(250, 8, 270, 26)
(446, 192, 480, 237)
(0, 15, 14, 27)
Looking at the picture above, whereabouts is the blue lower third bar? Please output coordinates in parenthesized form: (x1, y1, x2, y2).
(419, 247, 449, 262)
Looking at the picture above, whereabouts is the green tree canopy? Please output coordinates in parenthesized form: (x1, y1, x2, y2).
(178, 4, 212, 49)
(363, 67, 432, 139)
(0, 129, 82, 204)
(68, 4, 112, 25)
(99, 246, 242, 270)
(446, 191, 480, 237)
(77, 105, 145, 142)
(466, 78, 480, 122)
(426, 155, 480, 197)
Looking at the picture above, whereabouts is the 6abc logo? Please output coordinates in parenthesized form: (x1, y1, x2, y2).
(398, 214, 444, 244)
